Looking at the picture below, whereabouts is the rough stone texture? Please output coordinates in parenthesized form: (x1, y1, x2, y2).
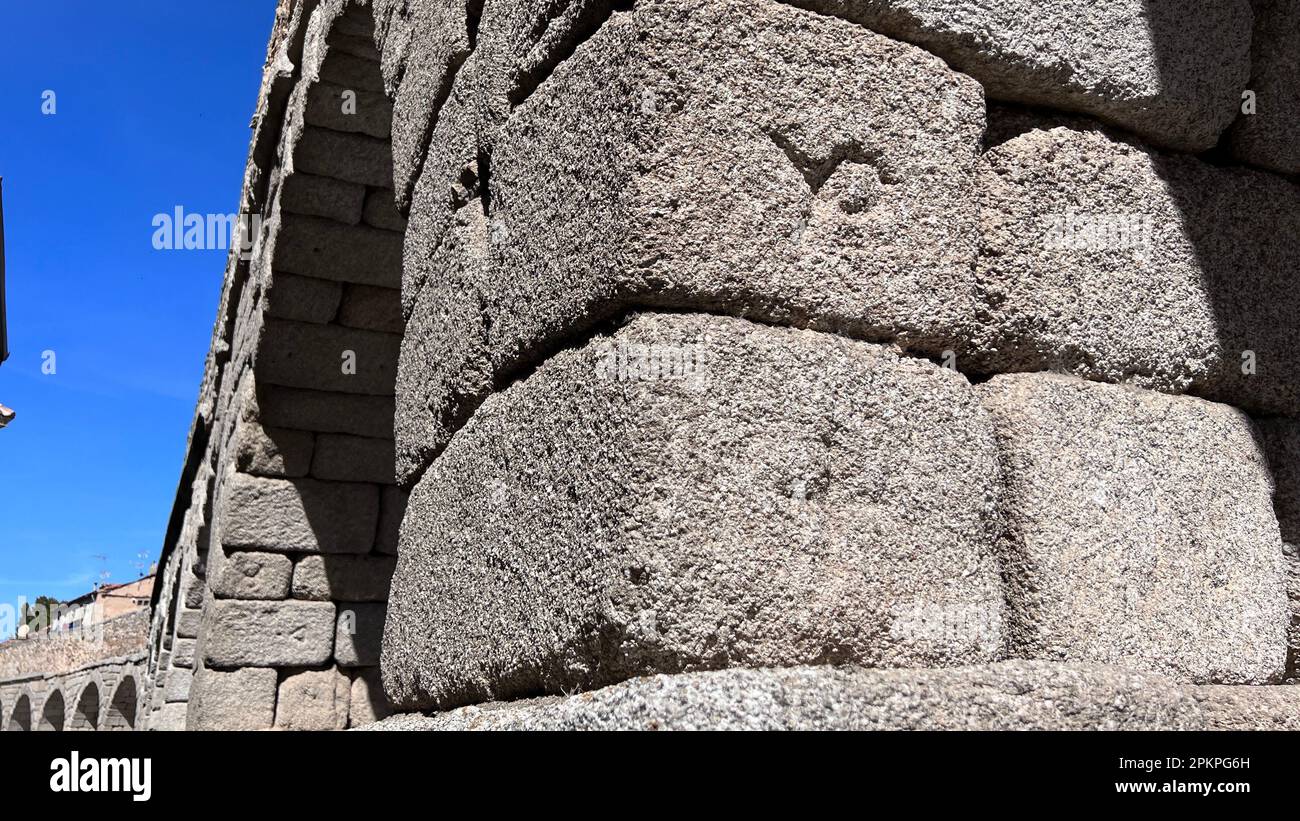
(172, 639, 196, 670)
(338, 284, 403, 334)
(979, 373, 1288, 684)
(162, 668, 192, 703)
(279, 172, 365, 225)
(375, 486, 406, 555)
(1231, 0, 1300, 175)
(220, 474, 379, 554)
(203, 600, 336, 667)
(292, 554, 396, 602)
(361, 189, 407, 232)
(294, 127, 394, 188)
(234, 421, 314, 478)
(256, 386, 396, 440)
(312, 434, 395, 484)
(188, 667, 278, 731)
(790, 0, 1251, 152)
(258, 318, 401, 396)
(398, 0, 986, 477)
(348, 667, 392, 726)
(265, 272, 345, 325)
(363, 662, 1204, 730)
(336, 603, 385, 668)
(1193, 685, 1300, 731)
(385, 313, 1005, 709)
(275, 667, 351, 730)
(976, 124, 1300, 417)
(1255, 419, 1300, 680)
(272, 215, 403, 288)
(1257, 419, 1300, 543)
(304, 81, 393, 139)
(210, 549, 294, 600)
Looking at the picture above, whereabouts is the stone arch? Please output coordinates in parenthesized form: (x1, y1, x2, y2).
(69, 675, 104, 731)
(105, 674, 139, 731)
(7, 691, 32, 731)
(38, 688, 65, 731)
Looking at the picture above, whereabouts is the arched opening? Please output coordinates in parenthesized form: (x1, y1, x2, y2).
(70, 681, 100, 731)
(7, 695, 31, 731)
(106, 676, 138, 731)
(38, 690, 64, 731)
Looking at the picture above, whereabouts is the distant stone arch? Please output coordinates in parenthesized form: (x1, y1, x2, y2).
(38, 689, 65, 731)
(7, 693, 31, 731)
(70, 677, 102, 731)
(105, 675, 138, 730)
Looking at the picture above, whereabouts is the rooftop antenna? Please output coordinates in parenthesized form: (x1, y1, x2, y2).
(0, 177, 12, 429)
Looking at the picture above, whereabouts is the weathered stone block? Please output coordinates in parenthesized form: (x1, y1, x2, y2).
(294, 126, 394, 188)
(204, 600, 336, 667)
(312, 434, 395, 484)
(149, 702, 188, 732)
(189, 667, 278, 731)
(163, 668, 192, 703)
(234, 421, 314, 478)
(979, 373, 1288, 684)
(348, 667, 392, 727)
(1230, 0, 1300, 175)
(210, 549, 293, 600)
(174, 608, 201, 640)
(304, 81, 393, 139)
(256, 386, 395, 440)
(790, 0, 1250, 152)
(336, 602, 385, 668)
(385, 312, 1005, 709)
(273, 213, 402, 287)
(220, 474, 379, 554)
(975, 124, 1300, 416)
(375, 486, 406, 555)
(366, 662, 1201, 731)
(265, 271, 344, 325)
(275, 667, 351, 730)
(1257, 419, 1300, 544)
(279, 172, 365, 225)
(172, 638, 196, 669)
(320, 49, 387, 93)
(338, 284, 403, 334)
(399, 0, 985, 477)
(292, 554, 396, 602)
(257, 317, 400, 396)
(361, 189, 406, 232)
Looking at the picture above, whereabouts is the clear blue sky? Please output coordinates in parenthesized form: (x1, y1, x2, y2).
(0, 2, 276, 609)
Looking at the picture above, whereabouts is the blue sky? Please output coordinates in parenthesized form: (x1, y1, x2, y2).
(0, 2, 276, 609)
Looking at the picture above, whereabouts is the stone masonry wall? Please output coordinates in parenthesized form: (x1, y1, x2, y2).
(137, 0, 1300, 730)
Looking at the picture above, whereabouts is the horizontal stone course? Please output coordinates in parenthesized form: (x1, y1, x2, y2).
(338, 284, 403, 334)
(385, 312, 1006, 709)
(975, 123, 1300, 417)
(294, 126, 394, 188)
(235, 422, 314, 478)
(220, 474, 379, 554)
(256, 386, 396, 440)
(292, 554, 396, 602)
(275, 667, 351, 730)
(264, 271, 344, 325)
(364, 662, 1206, 731)
(203, 600, 337, 667)
(273, 213, 402, 288)
(209, 549, 293, 600)
(979, 373, 1288, 684)
(1230, 0, 1300, 175)
(788, 0, 1250, 152)
(257, 318, 400, 396)
(336, 603, 385, 668)
(399, 0, 986, 477)
(304, 81, 393, 139)
(361, 189, 406, 232)
(189, 667, 278, 731)
(312, 434, 396, 485)
(279, 172, 365, 225)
